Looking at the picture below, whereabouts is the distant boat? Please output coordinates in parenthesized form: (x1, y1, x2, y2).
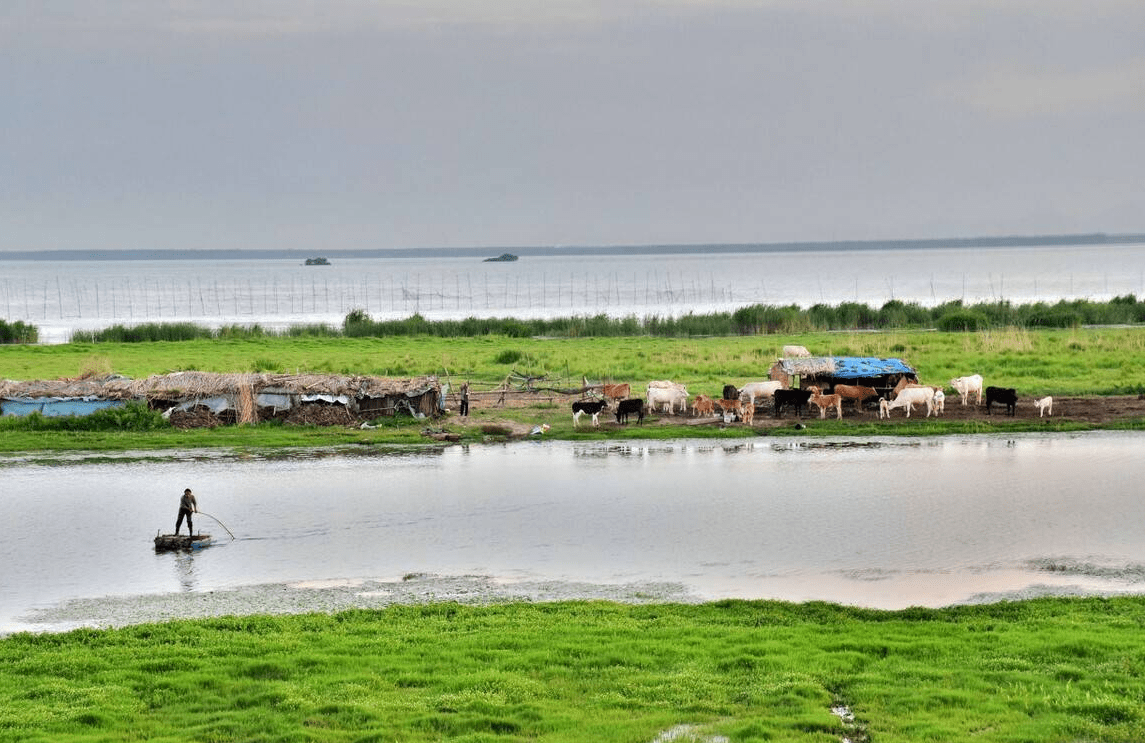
(483, 253, 519, 262)
(305, 257, 331, 265)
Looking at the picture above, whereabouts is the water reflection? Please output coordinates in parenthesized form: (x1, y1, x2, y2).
(3, 432, 1145, 633)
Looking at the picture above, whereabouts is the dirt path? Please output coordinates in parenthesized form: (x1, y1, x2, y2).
(445, 390, 1145, 432)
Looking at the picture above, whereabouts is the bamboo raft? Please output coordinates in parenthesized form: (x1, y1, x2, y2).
(154, 533, 213, 552)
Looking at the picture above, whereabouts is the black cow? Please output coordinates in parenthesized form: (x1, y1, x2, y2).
(572, 399, 609, 428)
(773, 388, 813, 418)
(985, 386, 1018, 416)
(722, 384, 739, 400)
(614, 398, 645, 424)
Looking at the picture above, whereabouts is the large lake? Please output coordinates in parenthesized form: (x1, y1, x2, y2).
(4, 241, 1145, 342)
(4, 432, 1144, 635)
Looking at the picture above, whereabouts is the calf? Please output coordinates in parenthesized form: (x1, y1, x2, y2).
(807, 386, 843, 420)
(773, 388, 813, 418)
(1034, 396, 1053, 417)
(572, 399, 608, 428)
(932, 390, 945, 415)
(691, 393, 715, 417)
(715, 397, 744, 422)
(985, 386, 1018, 416)
(722, 384, 739, 400)
(614, 398, 645, 424)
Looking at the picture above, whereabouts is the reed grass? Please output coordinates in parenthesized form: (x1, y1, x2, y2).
(2, 599, 1144, 742)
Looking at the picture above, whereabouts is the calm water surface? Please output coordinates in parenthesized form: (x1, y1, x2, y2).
(5, 242, 1144, 342)
(3, 432, 1144, 634)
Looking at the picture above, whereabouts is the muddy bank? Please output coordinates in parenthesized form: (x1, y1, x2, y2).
(15, 575, 699, 634)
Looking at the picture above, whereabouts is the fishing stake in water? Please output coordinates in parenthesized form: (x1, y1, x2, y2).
(195, 511, 235, 540)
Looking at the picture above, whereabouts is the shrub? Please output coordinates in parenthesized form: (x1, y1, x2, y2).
(0, 319, 38, 343)
(937, 311, 988, 332)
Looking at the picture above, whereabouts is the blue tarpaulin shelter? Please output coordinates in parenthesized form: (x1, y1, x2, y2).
(830, 357, 916, 379)
(770, 356, 918, 392)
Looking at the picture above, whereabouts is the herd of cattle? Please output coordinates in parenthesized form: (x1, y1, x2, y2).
(572, 374, 1054, 426)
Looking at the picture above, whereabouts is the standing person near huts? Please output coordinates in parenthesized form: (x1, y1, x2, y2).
(176, 488, 198, 536)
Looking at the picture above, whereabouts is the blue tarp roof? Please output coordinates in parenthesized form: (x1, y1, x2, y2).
(830, 357, 915, 379)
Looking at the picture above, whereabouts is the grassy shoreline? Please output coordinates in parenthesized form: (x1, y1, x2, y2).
(3, 327, 1145, 452)
(4, 598, 1145, 742)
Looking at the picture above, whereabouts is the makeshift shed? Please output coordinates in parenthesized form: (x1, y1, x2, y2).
(0, 375, 135, 417)
(769, 356, 917, 396)
(0, 372, 442, 427)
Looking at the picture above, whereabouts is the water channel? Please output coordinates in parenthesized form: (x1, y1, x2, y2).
(3, 432, 1144, 635)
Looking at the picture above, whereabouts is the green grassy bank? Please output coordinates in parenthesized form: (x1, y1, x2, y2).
(3, 598, 1144, 742)
(3, 327, 1145, 453)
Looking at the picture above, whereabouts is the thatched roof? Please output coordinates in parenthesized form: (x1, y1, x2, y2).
(0, 372, 439, 401)
(773, 357, 837, 377)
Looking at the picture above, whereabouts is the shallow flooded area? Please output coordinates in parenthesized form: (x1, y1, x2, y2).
(3, 431, 1145, 634)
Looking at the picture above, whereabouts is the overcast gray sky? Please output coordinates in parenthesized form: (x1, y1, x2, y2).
(2, 1, 1142, 252)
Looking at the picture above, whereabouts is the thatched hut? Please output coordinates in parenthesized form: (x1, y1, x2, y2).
(769, 356, 917, 397)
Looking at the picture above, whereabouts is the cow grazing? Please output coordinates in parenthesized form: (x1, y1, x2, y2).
(1034, 396, 1053, 417)
(691, 393, 715, 417)
(646, 381, 688, 414)
(783, 345, 811, 357)
(807, 386, 843, 420)
(614, 398, 645, 424)
(833, 383, 879, 412)
(602, 383, 630, 401)
(572, 399, 608, 428)
(738, 380, 785, 407)
(773, 388, 813, 418)
(985, 386, 1018, 416)
(878, 386, 936, 418)
(950, 374, 984, 406)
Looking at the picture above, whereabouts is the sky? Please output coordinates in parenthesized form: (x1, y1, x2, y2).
(2, 1, 1143, 252)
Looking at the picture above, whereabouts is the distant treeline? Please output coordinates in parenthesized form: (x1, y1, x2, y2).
(13, 295, 1133, 343)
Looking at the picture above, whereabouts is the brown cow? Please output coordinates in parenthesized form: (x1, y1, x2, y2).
(715, 398, 744, 421)
(833, 384, 879, 413)
(691, 393, 715, 417)
(602, 383, 630, 401)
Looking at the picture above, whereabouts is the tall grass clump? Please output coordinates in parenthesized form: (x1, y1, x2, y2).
(0, 318, 38, 343)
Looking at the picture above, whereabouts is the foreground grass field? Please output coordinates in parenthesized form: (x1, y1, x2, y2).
(3, 599, 1144, 743)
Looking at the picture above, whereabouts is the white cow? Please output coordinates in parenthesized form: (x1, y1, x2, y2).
(738, 380, 785, 407)
(1034, 396, 1053, 417)
(646, 381, 688, 414)
(950, 374, 984, 406)
(878, 387, 936, 418)
(932, 390, 945, 415)
(782, 345, 811, 357)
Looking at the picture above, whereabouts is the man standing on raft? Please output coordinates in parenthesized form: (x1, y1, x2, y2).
(176, 488, 198, 536)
